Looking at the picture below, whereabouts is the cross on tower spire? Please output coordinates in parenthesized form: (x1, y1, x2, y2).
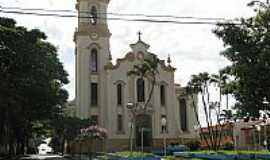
(167, 54, 171, 65)
(137, 31, 142, 41)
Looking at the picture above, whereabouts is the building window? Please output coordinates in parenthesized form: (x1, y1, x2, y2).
(91, 49, 98, 72)
(91, 115, 98, 125)
(90, 6, 97, 25)
(117, 115, 123, 132)
(117, 84, 123, 105)
(137, 78, 145, 102)
(160, 85, 166, 106)
(91, 83, 98, 105)
(180, 99, 188, 132)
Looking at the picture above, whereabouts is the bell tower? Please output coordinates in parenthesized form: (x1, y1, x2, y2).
(74, 0, 111, 119)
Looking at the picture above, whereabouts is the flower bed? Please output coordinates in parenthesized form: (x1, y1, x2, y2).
(174, 151, 270, 160)
(79, 125, 108, 140)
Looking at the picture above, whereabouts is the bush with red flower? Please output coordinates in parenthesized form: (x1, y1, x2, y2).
(78, 125, 108, 140)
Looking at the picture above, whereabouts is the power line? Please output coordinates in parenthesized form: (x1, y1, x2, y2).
(0, 6, 77, 13)
(0, 6, 237, 22)
(107, 13, 230, 21)
(0, 9, 240, 26)
(0, 10, 76, 18)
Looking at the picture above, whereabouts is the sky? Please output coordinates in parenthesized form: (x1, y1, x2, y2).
(0, 0, 255, 123)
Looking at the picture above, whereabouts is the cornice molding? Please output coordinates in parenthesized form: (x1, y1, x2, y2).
(104, 52, 176, 73)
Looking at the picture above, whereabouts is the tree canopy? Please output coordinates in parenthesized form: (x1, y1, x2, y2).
(0, 17, 69, 155)
(213, 1, 270, 117)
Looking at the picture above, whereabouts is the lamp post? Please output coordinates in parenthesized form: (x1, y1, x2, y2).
(256, 125, 262, 150)
(126, 102, 138, 152)
(161, 117, 167, 157)
(141, 127, 144, 152)
(263, 97, 269, 149)
(128, 122, 134, 152)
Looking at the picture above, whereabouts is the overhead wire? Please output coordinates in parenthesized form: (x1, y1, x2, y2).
(0, 6, 241, 25)
(0, 6, 78, 13)
(0, 6, 232, 21)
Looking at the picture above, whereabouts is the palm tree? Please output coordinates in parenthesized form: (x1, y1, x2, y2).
(186, 83, 200, 129)
(211, 70, 229, 112)
(188, 73, 213, 127)
(188, 72, 216, 150)
(219, 109, 236, 148)
(220, 109, 234, 122)
(188, 72, 233, 150)
(187, 80, 210, 149)
(127, 55, 159, 109)
(211, 71, 235, 150)
(126, 55, 159, 150)
(221, 67, 234, 110)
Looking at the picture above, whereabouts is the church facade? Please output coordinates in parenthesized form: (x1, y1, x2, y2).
(72, 0, 198, 151)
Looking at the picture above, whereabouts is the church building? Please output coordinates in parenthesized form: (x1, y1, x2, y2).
(71, 0, 198, 151)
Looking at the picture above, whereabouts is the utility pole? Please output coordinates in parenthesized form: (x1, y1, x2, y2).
(141, 128, 144, 152)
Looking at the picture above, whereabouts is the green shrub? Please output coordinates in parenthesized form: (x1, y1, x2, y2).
(164, 156, 175, 160)
(185, 140, 201, 151)
(113, 151, 153, 158)
(97, 155, 109, 160)
(222, 142, 234, 150)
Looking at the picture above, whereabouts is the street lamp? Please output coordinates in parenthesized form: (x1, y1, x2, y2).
(126, 102, 137, 152)
(161, 117, 167, 157)
(141, 127, 144, 152)
(263, 97, 269, 149)
(128, 122, 134, 152)
(263, 97, 269, 110)
(127, 102, 135, 109)
(256, 125, 262, 150)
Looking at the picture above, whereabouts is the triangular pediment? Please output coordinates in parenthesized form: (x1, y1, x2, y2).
(130, 40, 150, 53)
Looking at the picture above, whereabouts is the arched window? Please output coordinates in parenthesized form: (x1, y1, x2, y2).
(117, 114, 123, 132)
(91, 83, 98, 106)
(160, 85, 166, 106)
(90, 6, 97, 25)
(91, 48, 98, 72)
(137, 78, 145, 102)
(117, 84, 122, 105)
(179, 99, 187, 132)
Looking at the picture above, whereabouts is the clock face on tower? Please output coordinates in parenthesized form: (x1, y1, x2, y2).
(90, 33, 99, 40)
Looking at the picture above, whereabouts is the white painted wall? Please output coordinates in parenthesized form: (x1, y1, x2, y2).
(73, 0, 198, 141)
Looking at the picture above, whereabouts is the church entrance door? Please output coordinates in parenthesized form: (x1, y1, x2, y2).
(135, 114, 152, 148)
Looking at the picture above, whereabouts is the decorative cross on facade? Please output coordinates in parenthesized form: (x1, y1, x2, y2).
(138, 31, 142, 41)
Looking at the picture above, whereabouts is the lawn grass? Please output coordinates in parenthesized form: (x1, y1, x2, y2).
(112, 150, 269, 160)
(192, 150, 270, 155)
